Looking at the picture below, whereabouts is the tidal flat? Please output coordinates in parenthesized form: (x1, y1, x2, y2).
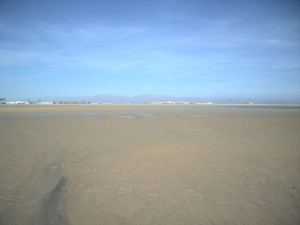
(0, 104, 299, 225)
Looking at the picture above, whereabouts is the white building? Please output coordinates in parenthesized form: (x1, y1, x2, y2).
(6, 101, 30, 104)
(38, 101, 54, 105)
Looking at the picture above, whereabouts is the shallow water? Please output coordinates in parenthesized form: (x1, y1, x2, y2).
(0, 105, 299, 121)
(222, 105, 300, 111)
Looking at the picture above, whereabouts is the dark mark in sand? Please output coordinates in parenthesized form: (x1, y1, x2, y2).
(36, 176, 69, 225)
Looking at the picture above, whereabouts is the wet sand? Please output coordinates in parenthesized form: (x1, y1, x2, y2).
(0, 104, 299, 225)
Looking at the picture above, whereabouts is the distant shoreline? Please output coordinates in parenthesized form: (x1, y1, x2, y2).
(1, 103, 300, 110)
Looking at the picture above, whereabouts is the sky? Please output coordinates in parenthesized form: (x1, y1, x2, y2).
(0, 0, 300, 103)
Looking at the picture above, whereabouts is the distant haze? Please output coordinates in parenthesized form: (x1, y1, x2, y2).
(8, 94, 298, 104)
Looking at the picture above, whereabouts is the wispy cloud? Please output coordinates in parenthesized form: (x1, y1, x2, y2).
(36, 23, 147, 41)
(1, 12, 299, 101)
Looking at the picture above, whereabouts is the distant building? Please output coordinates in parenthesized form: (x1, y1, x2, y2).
(6, 101, 30, 104)
(151, 101, 213, 105)
(38, 101, 54, 105)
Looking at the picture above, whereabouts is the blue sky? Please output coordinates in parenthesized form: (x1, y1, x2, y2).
(0, 0, 299, 103)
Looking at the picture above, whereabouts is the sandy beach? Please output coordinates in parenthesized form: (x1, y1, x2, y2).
(0, 104, 299, 225)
